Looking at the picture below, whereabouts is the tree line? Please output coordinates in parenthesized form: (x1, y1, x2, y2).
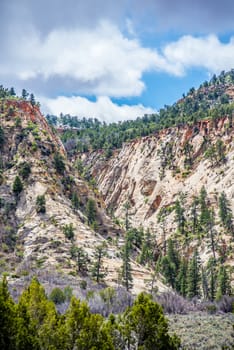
(0, 276, 180, 350)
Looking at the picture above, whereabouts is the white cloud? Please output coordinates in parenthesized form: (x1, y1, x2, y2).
(1, 21, 167, 97)
(163, 35, 234, 75)
(41, 95, 156, 123)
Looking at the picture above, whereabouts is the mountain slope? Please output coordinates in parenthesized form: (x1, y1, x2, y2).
(85, 116, 234, 289)
(0, 98, 163, 294)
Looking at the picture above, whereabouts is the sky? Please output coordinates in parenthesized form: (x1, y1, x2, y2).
(1, 0, 234, 122)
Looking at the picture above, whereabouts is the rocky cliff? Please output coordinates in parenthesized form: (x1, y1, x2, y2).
(0, 99, 164, 294)
(85, 117, 234, 272)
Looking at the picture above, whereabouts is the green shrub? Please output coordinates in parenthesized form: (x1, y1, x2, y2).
(49, 287, 65, 304)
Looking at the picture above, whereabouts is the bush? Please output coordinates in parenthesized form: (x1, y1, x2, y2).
(36, 195, 46, 213)
(12, 175, 23, 196)
(217, 295, 234, 313)
(54, 153, 65, 174)
(19, 162, 31, 179)
(63, 223, 74, 240)
(49, 287, 65, 304)
(155, 292, 194, 314)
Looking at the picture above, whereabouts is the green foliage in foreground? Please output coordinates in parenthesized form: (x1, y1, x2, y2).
(0, 277, 180, 350)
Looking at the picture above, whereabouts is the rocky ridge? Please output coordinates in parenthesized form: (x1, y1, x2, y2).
(85, 117, 234, 272)
(0, 99, 165, 294)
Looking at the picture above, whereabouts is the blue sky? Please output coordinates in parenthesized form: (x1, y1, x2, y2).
(1, 0, 234, 122)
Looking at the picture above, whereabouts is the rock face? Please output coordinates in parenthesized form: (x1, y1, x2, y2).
(0, 99, 163, 294)
(85, 118, 234, 270)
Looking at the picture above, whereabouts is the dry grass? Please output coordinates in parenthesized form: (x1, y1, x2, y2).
(168, 312, 234, 350)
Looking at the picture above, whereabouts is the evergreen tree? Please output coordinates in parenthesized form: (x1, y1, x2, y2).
(0, 276, 16, 350)
(208, 209, 216, 259)
(54, 153, 65, 174)
(139, 229, 154, 265)
(199, 186, 210, 228)
(71, 192, 79, 209)
(86, 198, 97, 226)
(208, 259, 217, 302)
(121, 240, 133, 291)
(216, 265, 231, 300)
(177, 258, 188, 297)
(218, 192, 234, 234)
(187, 249, 201, 298)
(190, 197, 199, 234)
(16, 277, 59, 350)
(9, 87, 16, 96)
(70, 246, 88, 274)
(123, 201, 131, 230)
(201, 266, 209, 300)
(12, 175, 23, 196)
(0, 126, 4, 148)
(36, 195, 46, 213)
(175, 199, 186, 235)
(91, 244, 107, 283)
(29, 93, 36, 106)
(160, 239, 180, 290)
(63, 224, 74, 240)
(216, 139, 226, 164)
(123, 293, 180, 349)
(21, 89, 29, 100)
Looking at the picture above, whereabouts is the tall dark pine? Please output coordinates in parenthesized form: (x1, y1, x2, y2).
(218, 192, 234, 235)
(21, 89, 28, 100)
(29, 93, 36, 106)
(121, 240, 133, 291)
(91, 244, 107, 283)
(9, 87, 16, 96)
(187, 249, 201, 298)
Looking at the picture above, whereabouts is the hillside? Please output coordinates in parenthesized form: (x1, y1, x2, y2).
(0, 97, 164, 294)
(47, 69, 234, 156)
(85, 115, 234, 297)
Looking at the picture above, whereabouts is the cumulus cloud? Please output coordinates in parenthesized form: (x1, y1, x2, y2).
(163, 35, 234, 75)
(0, 21, 169, 97)
(41, 95, 156, 123)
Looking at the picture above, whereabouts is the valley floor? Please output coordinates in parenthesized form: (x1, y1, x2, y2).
(168, 312, 234, 349)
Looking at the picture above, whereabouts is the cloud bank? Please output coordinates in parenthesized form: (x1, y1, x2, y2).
(41, 95, 156, 123)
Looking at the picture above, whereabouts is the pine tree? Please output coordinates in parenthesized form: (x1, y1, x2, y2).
(91, 244, 107, 283)
(216, 139, 226, 164)
(187, 249, 201, 298)
(29, 93, 36, 106)
(139, 229, 154, 265)
(36, 195, 46, 213)
(9, 87, 16, 96)
(121, 240, 133, 291)
(54, 153, 65, 174)
(199, 186, 210, 228)
(71, 192, 79, 209)
(123, 293, 180, 349)
(201, 266, 209, 300)
(123, 201, 131, 230)
(218, 192, 234, 234)
(0, 276, 16, 350)
(0, 126, 4, 148)
(86, 198, 97, 225)
(177, 258, 188, 297)
(160, 239, 180, 290)
(216, 265, 231, 300)
(12, 175, 23, 196)
(208, 209, 216, 259)
(175, 199, 186, 235)
(71, 246, 88, 274)
(190, 197, 199, 234)
(209, 263, 216, 302)
(21, 89, 29, 100)
(63, 224, 74, 240)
